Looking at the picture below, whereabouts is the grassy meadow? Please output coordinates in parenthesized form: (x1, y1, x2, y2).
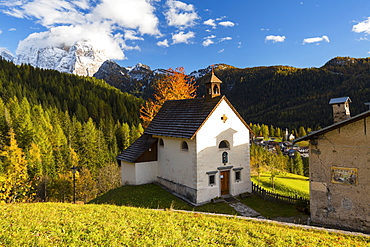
(1, 203, 369, 246)
(251, 172, 310, 199)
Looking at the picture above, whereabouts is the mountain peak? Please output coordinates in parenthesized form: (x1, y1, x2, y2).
(14, 40, 108, 77)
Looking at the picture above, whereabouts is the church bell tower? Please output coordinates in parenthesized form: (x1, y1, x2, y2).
(205, 69, 222, 101)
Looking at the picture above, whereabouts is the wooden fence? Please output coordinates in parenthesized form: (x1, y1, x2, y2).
(252, 182, 309, 206)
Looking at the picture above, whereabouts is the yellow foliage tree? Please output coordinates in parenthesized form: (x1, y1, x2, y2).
(0, 128, 32, 203)
(140, 67, 197, 127)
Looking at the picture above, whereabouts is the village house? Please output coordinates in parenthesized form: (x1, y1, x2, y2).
(116, 72, 252, 205)
(294, 96, 370, 233)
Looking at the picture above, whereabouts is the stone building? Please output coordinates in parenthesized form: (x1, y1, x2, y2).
(116, 72, 252, 205)
(294, 97, 370, 233)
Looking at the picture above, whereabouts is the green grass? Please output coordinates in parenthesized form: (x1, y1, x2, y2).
(1, 203, 368, 246)
(89, 183, 238, 215)
(252, 172, 310, 199)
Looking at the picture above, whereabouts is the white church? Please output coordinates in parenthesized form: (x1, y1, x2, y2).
(117, 72, 252, 205)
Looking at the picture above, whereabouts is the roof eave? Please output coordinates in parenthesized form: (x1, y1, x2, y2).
(293, 110, 370, 143)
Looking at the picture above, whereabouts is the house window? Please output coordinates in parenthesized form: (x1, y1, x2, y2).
(181, 141, 188, 151)
(159, 138, 164, 147)
(218, 140, 230, 149)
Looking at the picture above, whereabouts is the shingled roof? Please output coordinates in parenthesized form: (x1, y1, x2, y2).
(116, 134, 157, 162)
(144, 95, 250, 139)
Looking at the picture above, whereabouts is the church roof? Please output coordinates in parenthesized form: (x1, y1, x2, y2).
(145, 95, 250, 139)
(210, 72, 222, 83)
(116, 134, 157, 162)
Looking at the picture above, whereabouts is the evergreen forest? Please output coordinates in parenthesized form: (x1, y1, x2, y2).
(0, 59, 144, 203)
(196, 57, 370, 129)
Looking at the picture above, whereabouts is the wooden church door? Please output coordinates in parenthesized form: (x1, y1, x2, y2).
(220, 171, 230, 195)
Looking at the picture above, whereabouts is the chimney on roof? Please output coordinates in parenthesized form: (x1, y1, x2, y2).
(329, 97, 351, 123)
(205, 68, 222, 101)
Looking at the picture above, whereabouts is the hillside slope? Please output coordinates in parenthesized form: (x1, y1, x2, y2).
(196, 57, 370, 128)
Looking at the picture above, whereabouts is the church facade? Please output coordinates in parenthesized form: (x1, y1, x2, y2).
(117, 73, 252, 205)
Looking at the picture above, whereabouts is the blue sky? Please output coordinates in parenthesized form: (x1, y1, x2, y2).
(1, 0, 370, 73)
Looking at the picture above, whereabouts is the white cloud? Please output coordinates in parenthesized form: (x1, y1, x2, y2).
(157, 39, 169, 47)
(16, 23, 127, 59)
(0, 30, 2, 35)
(124, 30, 144, 41)
(203, 39, 214, 47)
(172, 31, 195, 44)
(265, 35, 286, 43)
(219, 21, 235, 27)
(303, 35, 330, 44)
(218, 49, 224, 53)
(352, 17, 370, 34)
(0, 0, 161, 61)
(8, 28, 17, 31)
(202, 35, 215, 47)
(205, 35, 216, 39)
(165, 0, 199, 28)
(92, 0, 160, 35)
(0, 0, 236, 62)
(7, 0, 87, 26)
(204, 19, 216, 28)
(220, 37, 232, 42)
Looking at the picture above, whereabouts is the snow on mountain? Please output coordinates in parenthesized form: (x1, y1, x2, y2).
(0, 48, 15, 62)
(15, 41, 108, 77)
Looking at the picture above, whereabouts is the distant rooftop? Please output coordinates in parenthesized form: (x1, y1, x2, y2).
(329, 97, 351, 105)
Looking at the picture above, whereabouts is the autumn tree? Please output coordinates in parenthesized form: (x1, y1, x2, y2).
(0, 128, 32, 203)
(140, 67, 197, 127)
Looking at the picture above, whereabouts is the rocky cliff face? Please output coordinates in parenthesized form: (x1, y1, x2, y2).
(15, 41, 108, 77)
(94, 60, 168, 98)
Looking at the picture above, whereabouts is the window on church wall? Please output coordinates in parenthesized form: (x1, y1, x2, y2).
(207, 171, 218, 186)
(233, 168, 243, 182)
(181, 141, 189, 151)
(209, 174, 215, 186)
(219, 140, 230, 150)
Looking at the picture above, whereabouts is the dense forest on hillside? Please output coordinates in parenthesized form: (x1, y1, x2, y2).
(196, 57, 370, 129)
(0, 59, 143, 203)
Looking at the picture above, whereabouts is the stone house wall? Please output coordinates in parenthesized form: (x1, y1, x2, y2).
(309, 116, 370, 232)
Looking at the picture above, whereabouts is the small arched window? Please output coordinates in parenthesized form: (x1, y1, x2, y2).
(159, 138, 164, 147)
(181, 141, 188, 151)
(218, 140, 230, 150)
(213, 85, 219, 94)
